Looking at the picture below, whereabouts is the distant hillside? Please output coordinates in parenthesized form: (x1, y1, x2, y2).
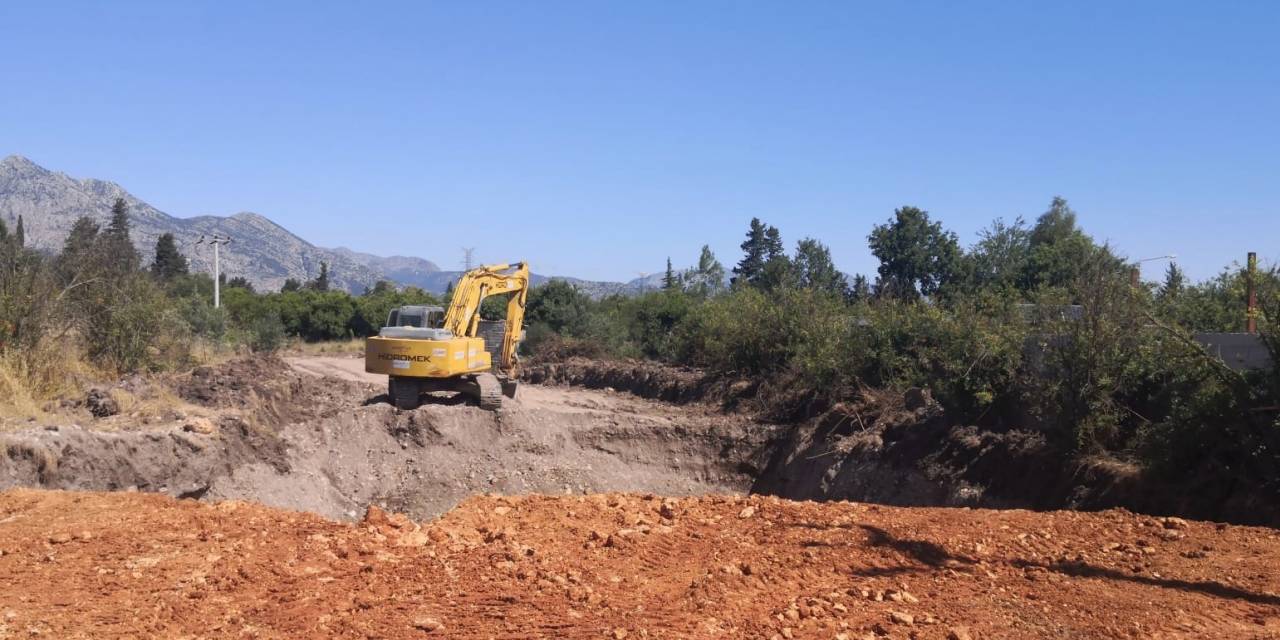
(0, 155, 383, 292)
(0, 154, 655, 296)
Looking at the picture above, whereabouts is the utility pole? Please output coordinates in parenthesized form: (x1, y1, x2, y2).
(461, 247, 476, 271)
(1246, 251, 1258, 334)
(196, 235, 232, 308)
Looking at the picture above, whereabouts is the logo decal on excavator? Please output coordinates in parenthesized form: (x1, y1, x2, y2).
(378, 353, 430, 363)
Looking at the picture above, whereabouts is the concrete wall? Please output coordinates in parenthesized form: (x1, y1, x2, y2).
(1193, 333, 1273, 371)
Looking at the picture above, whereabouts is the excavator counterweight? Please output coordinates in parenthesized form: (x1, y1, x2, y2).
(365, 262, 530, 410)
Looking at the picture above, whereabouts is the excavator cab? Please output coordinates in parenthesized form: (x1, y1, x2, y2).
(385, 305, 445, 330)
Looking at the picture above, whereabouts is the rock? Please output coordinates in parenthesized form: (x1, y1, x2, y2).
(363, 505, 390, 527)
(947, 627, 973, 640)
(659, 499, 678, 520)
(85, 388, 118, 418)
(903, 387, 931, 411)
(612, 629, 628, 639)
(182, 417, 216, 435)
(411, 617, 443, 632)
(889, 611, 914, 626)
(728, 380, 756, 398)
(1162, 517, 1189, 531)
(48, 533, 73, 545)
(738, 506, 756, 519)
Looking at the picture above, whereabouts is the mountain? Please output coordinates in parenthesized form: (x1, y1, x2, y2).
(0, 155, 667, 297)
(0, 155, 386, 292)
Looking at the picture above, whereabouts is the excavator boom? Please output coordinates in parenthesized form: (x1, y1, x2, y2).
(443, 262, 530, 375)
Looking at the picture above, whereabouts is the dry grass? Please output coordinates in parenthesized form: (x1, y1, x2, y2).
(105, 385, 208, 427)
(0, 343, 102, 422)
(0, 337, 216, 429)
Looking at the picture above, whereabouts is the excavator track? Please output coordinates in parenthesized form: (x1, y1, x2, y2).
(475, 372, 503, 411)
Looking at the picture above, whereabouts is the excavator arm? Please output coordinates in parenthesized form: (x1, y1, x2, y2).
(443, 262, 530, 375)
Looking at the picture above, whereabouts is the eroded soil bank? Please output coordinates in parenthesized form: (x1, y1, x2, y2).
(3, 355, 1278, 526)
(1, 356, 781, 520)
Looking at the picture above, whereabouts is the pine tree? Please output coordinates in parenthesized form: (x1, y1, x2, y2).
(1160, 262, 1185, 299)
(764, 227, 785, 260)
(733, 218, 769, 286)
(281, 278, 302, 293)
(103, 198, 140, 274)
(662, 257, 679, 290)
(150, 233, 188, 280)
(309, 261, 330, 292)
(14, 215, 23, 248)
(58, 216, 101, 281)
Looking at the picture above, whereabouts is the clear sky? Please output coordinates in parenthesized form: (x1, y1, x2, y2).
(2, 1, 1276, 282)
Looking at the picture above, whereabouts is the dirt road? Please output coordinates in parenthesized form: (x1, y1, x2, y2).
(2, 489, 1278, 639)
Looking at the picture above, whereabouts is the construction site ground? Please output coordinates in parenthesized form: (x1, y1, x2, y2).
(2, 489, 1279, 639)
(1, 354, 1279, 638)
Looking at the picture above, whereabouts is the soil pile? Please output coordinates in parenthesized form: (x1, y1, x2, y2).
(2, 489, 1278, 639)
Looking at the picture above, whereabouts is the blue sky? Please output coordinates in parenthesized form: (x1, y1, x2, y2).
(2, 1, 1276, 282)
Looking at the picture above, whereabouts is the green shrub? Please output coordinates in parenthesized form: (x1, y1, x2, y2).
(248, 314, 286, 353)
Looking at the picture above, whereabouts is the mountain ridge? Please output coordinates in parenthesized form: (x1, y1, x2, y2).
(0, 155, 649, 296)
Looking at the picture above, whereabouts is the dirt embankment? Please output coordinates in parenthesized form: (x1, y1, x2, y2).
(4, 354, 1276, 527)
(2, 356, 783, 520)
(532, 358, 1280, 527)
(2, 489, 1278, 639)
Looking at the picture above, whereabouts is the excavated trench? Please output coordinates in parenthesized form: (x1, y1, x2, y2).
(7, 355, 1267, 525)
(0, 360, 786, 520)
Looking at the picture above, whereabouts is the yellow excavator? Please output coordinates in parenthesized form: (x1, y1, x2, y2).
(365, 262, 530, 410)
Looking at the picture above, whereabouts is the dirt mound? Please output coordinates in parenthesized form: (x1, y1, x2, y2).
(2, 489, 1278, 639)
(177, 355, 374, 426)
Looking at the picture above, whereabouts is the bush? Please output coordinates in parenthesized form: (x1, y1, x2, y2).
(248, 314, 286, 353)
(85, 276, 170, 373)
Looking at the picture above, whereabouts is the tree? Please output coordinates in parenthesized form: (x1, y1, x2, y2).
(792, 238, 847, 297)
(150, 233, 188, 280)
(966, 216, 1031, 293)
(850, 274, 871, 302)
(526, 279, 592, 337)
(281, 278, 302, 292)
(764, 227, 785, 261)
(14, 215, 23, 248)
(308, 261, 330, 292)
(867, 206, 962, 300)
(685, 245, 725, 296)
(733, 218, 770, 286)
(103, 198, 140, 275)
(225, 276, 255, 292)
(1160, 262, 1185, 300)
(58, 216, 102, 282)
(1020, 197, 1118, 291)
(662, 257, 679, 290)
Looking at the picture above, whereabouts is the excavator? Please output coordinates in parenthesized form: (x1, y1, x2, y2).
(365, 262, 530, 411)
